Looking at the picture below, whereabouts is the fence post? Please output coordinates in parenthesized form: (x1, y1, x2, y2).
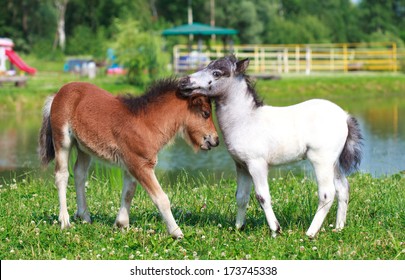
(284, 48, 289, 73)
(305, 46, 311, 75)
(173, 45, 179, 74)
(260, 47, 265, 72)
(392, 42, 397, 72)
(277, 51, 282, 74)
(343, 44, 348, 72)
(295, 45, 300, 73)
(254, 45, 259, 74)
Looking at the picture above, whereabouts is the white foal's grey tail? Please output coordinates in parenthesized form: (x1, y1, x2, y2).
(339, 116, 363, 175)
(39, 95, 55, 167)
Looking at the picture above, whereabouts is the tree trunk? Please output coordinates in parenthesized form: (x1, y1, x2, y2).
(53, 0, 69, 51)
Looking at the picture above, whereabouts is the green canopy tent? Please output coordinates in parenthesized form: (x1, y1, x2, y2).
(162, 22, 238, 51)
(162, 22, 237, 36)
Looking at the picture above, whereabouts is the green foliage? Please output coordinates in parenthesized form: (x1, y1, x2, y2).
(112, 19, 169, 86)
(216, 0, 264, 44)
(2, 0, 405, 63)
(31, 39, 65, 61)
(66, 26, 107, 59)
(367, 30, 405, 48)
(265, 15, 331, 44)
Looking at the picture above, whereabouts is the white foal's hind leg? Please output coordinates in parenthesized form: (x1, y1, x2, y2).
(115, 172, 137, 228)
(247, 159, 280, 237)
(73, 149, 92, 223)
(334, 168, 349, 230)
(235, 163, 253, 230)
(306, 161, 336, 238)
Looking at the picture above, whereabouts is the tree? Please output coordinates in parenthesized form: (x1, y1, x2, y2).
(112, 18, 169, 86)
(215, 0, 263, 43)
(53, 0, 69, 51)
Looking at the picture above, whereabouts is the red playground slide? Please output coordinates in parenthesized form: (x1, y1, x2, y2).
(5, 49, 36, 75)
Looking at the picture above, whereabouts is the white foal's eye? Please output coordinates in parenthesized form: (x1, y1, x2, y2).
(212, 71, 222, 78)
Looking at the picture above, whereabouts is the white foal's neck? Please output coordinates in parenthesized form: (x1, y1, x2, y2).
(216, 76, 258, 115)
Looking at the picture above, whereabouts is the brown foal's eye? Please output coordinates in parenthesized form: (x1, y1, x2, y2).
(203, 111, 210, 119)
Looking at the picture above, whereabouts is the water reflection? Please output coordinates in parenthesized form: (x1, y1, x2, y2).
(0, 97, 404, 182)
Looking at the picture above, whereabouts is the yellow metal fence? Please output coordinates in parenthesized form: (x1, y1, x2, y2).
(173, 42, 404, 75)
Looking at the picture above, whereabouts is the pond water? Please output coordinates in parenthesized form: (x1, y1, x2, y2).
(0, 96, 404, 183)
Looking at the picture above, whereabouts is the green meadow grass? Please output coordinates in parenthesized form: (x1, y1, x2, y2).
(0, 168, 404, 260)
(1, 65, 405, 112)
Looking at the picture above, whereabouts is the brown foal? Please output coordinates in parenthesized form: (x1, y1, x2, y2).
(39, 79, 219, 238)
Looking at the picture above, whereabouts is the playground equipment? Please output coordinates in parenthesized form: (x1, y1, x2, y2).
(0, 38, 36, 75)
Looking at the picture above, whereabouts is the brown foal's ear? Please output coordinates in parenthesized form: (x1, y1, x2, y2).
(235, 58, 249, 75)
(190, 95, 211, 111)
(190, 95, 204, 107)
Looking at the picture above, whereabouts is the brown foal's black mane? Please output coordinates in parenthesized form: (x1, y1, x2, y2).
(118, 77, 182, 114)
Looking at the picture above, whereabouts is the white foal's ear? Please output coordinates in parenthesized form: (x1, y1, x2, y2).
(235, 58, 249, 75)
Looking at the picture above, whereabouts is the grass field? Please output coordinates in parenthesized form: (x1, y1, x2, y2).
(1, 59, 405, 112)
(0, 169, 404, 260)
(1, 59, 404, 260)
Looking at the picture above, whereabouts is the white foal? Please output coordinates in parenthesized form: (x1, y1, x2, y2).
(180, 55, 363, 238)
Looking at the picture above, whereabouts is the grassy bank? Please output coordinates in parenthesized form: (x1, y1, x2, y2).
(1, 68, 405, 112)
(0, 171, 404, 260)
(0, 72, 141, 113)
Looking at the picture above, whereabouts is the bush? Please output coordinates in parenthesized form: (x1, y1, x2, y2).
(30, 39, 65, 62)
(66, 25, 107, 60)
(112, 19, 169, 86)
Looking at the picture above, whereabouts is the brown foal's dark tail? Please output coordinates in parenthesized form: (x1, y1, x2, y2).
(39, 96, 55, 167)
(339, 116, 363, 175)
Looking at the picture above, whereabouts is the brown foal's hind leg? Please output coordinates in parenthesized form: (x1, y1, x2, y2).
(115, 171, 137, 228)
(54, 125, 73, 229)
(131, 166, 183, 239)
(73, 148, 92, 223)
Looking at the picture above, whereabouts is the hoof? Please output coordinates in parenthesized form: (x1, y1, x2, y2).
(59, 213, 71, 229)
(74, 211, 92, 224)
(270, 221, 281, 237)
(235, 220, 246, 231)
(306, 231, 317, 239)
(236, 224, 246, 231)
(60, 220, 71, 230)
(114, 219, 129, 228)
(170, 228, 184, 239)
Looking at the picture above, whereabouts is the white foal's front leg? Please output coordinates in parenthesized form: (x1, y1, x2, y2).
(306, 162, 336, 238)
(73, 149, 92, 223)
(235, 163, 253, 230)
(247, 159, 281, 237)
(115, 172, 137, 228)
